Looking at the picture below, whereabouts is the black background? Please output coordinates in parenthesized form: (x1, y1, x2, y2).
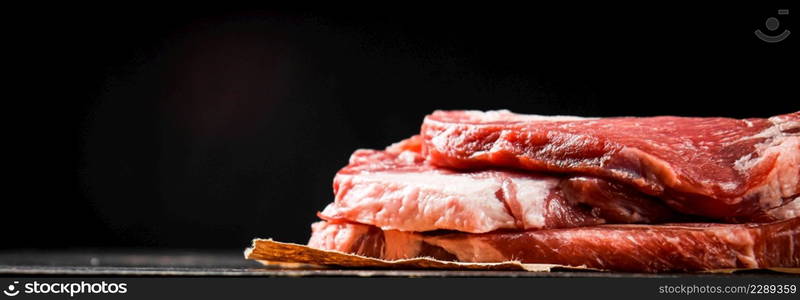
(3, 4, 796, 250)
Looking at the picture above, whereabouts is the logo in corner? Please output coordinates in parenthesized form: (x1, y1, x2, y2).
(3, 281, 19, 297)
(755, 9, 791, 43)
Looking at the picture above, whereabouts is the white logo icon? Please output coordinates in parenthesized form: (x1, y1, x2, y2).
(3, 281, 19, 297)
(755, 9, 791, 43)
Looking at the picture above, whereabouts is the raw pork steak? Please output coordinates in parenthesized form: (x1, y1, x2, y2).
(308, 217, 800, 272)
(320, 136, 678, 233)
(421, 110, 800, 218)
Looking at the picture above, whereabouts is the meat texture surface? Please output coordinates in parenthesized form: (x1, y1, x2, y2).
(320, 136, 679, 233)
(421, 110, 800, 218)
(308, 217, 800, 272)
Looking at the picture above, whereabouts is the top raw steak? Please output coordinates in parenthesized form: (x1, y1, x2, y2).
(422, 110, 800, 218)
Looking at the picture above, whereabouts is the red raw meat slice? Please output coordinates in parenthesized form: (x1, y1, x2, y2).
(319, 136, 678, 233)
(727, 198, 800, 223)
(308, 217, 800, 272)
(421, 110, 800, 218)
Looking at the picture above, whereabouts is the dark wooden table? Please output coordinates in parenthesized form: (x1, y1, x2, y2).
(0, 250, 794, 277)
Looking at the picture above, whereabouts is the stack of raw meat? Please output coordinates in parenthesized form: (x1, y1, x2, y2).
(308, 110, 800, 272)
